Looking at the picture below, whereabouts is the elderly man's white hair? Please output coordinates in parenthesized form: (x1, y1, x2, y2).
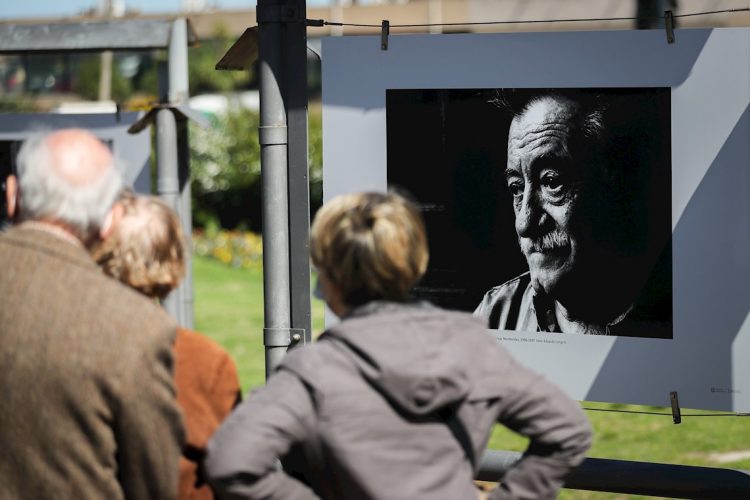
(15, 130, 123, 241)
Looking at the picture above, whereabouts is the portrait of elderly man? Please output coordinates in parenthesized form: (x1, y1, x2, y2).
(473, 89, 672, 338)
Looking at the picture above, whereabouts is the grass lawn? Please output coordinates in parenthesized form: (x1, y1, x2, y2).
(193, 254, 326, 392)
(193, 254, 750, 499)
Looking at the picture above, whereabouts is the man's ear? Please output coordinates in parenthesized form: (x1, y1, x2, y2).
(5, 175, 17, 220)
(100, 201, 124, 240)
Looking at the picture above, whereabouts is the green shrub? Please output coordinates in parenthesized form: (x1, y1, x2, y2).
(189, 107, 323, 231)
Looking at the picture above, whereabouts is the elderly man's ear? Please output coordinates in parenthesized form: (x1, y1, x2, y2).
(5, 175, 17, 220)
(99, 201, 124, 241)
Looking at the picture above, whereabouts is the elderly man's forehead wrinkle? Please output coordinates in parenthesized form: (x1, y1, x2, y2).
(514, 120, 572, 137)
(508, 126, 570, 153)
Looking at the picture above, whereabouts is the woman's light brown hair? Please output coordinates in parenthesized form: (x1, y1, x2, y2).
(310, 191, 429, 307)
(92, 193, 185, 300)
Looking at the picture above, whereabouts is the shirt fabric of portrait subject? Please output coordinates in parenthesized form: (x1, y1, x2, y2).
(474, 271, 672, 338)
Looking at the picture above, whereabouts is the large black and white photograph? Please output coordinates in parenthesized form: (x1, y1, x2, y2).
(323, 29, 750, 411)
(387, 88, 672, 339)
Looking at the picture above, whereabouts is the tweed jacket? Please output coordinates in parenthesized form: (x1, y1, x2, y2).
(174, 327, 241, 500)
(206, 301, 592, 500)
(0, 225, 184, 500)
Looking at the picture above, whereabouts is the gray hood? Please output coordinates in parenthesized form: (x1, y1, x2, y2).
(323, 301, 486, 416)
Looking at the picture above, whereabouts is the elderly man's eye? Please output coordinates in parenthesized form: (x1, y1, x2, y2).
(507, 179, 524, 198)
(541, 172, 565, 196)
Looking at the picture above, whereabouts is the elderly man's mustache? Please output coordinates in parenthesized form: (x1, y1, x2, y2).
(520, 230, 570, 253)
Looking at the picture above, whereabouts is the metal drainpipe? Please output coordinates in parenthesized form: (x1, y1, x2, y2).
(258, 1, 292, 379)
(156, 107, 181, 321)
(167, 17, 194, 328)
(176, 119, 194, 328)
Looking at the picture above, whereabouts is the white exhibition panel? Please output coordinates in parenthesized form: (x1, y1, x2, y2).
(322, 29, 750, 412)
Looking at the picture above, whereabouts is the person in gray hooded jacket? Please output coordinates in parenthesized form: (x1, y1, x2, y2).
(205, 191, 592, 500)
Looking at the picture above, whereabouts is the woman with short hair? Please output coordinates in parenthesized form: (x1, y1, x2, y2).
(92, 193, 241, 500)
(206, 191, 592, 500)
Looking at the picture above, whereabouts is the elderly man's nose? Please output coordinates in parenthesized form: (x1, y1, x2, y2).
(515, 191, 541, 237)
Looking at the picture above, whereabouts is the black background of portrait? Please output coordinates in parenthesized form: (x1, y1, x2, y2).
(386, 88, 672, 338)
(386, 89, 523, 311)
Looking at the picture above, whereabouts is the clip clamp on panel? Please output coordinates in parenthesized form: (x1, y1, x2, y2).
(381, 20, 390, 50)
(670, 391, 682, 424)
(664, 10, 675, 44)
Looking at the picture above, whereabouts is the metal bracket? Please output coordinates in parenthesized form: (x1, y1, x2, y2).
(664, 10, 675, 44)
(259, 125, 289, 146)
(216, 27, 259, 71)
(257, 4, 301, 24)
(670, 391, 681, 424)
(263, 327, 305, 347)
(127, 103, 209, 134)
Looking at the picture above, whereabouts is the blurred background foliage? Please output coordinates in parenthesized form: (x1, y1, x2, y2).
(190, 108, 262, 230)
(73, 56, 134, 102)
(188, 24, 252, 95)
(189, 106, 323, 232)
(0, 21, 321, 233)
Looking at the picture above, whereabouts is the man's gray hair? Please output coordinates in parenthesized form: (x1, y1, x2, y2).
(15, 133, 123, 240)
(492, 89, 607, 143)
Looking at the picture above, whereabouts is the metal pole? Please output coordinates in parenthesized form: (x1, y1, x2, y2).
(477, 450, 750, 498)
(258, 0, 292, 378)
(168, 18, 190, 105)
(98, 0, 112, 101)
(284, 0, 312, 344)
(177, 118, 194, 329)
(636, 0, 668, 29)
(167, 17, 194, 329)
(156, 108, 181, 322)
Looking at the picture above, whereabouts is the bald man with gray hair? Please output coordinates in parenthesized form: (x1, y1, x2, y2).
(0, 129, 184, 499)
(8, 130, 123, 243)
